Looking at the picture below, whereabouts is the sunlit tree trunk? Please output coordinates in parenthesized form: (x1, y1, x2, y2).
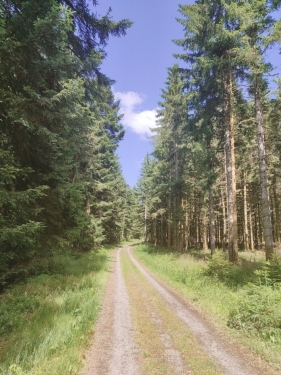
(255, 78, 273, 259)
(209, 188, 216, 254)
(185, 203, 189, 250)
(224, 72, 238, 262)
(243, 171, 249, 250)
(221, 187, 227, 251)
(144, 203, 147, 242)
(249, 208, 254, 251)
(273, 171, 280, 243)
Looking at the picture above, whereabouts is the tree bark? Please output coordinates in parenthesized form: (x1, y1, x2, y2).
(255, 78, 274, 260)
(209, 188, 216, 254)
(202, 209, 208, 251)
(243, 171, 249, 251)
(144, 203, 147, 243)
(273, 170, 280, 243)
(223, 72, 238, 262)
(249, 208, 254, 251)
(221, 187, 227, 251)
(185, 204, 189, 250)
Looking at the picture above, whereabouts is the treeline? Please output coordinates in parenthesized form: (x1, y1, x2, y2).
(137, 0, 281, 261)
(0, 0, 141, 286)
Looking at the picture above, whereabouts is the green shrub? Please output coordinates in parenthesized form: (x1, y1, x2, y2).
(205, 251, 264, 288)
(228, 283, 281, 343)
(205, 251, 230, 278)
(253, 255, 281, 286)
(134, 244, 281, 369)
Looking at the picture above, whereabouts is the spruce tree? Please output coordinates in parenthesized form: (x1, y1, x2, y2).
(0, 0, 132, 284)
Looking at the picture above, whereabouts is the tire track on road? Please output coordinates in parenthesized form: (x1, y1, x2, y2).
(81, 248, 141, 375)
(82, 246, 277, 375)
(107, 248, 141, 375)
(122, 248, 192, 375)
(128, 247, 278, 375)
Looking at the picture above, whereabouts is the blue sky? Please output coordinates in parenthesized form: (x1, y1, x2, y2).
(93, 0, 190, 187)
(93, 1, 281, 188)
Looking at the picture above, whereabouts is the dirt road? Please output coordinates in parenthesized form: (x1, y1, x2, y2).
(81, 246, 278, 375)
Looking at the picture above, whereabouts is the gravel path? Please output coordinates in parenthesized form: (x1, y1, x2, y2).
(107, 249, 141, 375)
(145, 299, 186, 374)
(81, 248, 141, 375)
(81, 246, 278, 375)
(129, 248, 248, 375)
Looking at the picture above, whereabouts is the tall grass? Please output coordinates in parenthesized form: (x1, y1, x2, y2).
(0, 249, 113, 375)
(133, 245, 281, 370)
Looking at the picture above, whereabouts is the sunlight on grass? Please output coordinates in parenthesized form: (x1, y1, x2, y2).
(133, 245, 281, 371)
(0, 249, 114, 375)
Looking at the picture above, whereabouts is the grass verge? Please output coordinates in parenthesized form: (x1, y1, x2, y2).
(133, 245, 281, 372)
(0, 248, 114, 375)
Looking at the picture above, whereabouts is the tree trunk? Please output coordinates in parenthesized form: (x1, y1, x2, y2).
(173, 139, 179, 251)
(144, 203, 147, 243)
(249, 208, 254, 251)
(255, 78, 274, 260)
(223, 72, 238, 262)
(202, 209, 208, 251)
(153, 219, 157, 246)
(221, 187, 227, 251)
(179, 199, 185, 252)
(273, 171, 280, 243)
(185, 204, 189, 250)
(209, 188, 216, 254)
(243, 171, 249, 251)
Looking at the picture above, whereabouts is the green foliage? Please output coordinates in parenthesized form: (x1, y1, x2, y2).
(205, 251, 269, 287)
(205, 251, 230, 278)
(134, 245, 281, 367)
(248, 255, 281, 286)
(136, 0, 281, 260)
(0, 0, 136, 287)
(227, 255, 281, 343)
(228, 284, 281, 344)
(0, 249, 110, 375)
(208, 252, 281, 345)
(265, 255, 281, 284)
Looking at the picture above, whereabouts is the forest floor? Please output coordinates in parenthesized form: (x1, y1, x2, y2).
(80, 246, 278, 375)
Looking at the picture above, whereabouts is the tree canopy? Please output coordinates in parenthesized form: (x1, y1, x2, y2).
(0, 0, 140, 287)
(137, 0, 281, 261)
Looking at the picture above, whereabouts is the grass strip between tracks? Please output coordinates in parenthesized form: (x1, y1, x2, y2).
(121, 249, 222, 375)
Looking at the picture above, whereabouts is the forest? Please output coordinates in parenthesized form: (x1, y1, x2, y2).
(138, 0, 281, 263)
(2, 0, 281, 374)
(0, 0, 142, 288)
(2, 0, 281, 287)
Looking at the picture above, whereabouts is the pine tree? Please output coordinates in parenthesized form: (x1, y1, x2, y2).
(236, 0, 277, 259)
(0, 0, 132, 285)
(140, 0, 281, 260)
(155, 65, 187, 250)
(174, 1, 242, 261)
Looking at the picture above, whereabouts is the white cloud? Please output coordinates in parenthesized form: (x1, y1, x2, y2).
(114, 91, 158, 137)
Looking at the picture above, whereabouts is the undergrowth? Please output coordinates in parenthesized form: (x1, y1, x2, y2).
(133, 244, 281, 370)
(0, 248, 113, 375)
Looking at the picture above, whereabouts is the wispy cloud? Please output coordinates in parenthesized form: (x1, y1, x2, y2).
(114, 91, 158, 137)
